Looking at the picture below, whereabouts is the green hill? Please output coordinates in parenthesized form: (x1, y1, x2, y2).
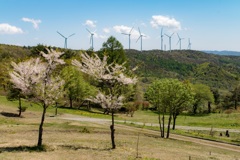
(125, 49, 240, 90)
(0, 44, 240, 91)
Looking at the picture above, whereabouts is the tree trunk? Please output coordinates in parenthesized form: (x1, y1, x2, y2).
(18, 96, 22, 117)
(110, 110, 116, 149)
(234, 100, 237, 110)
(87, 101, 91, 111)
(193, 104, 198, 114)
(208, 102, 211, 113)
(38, 104, 47, 146)
(55, 102, 58, 116)
(158, 111, 163, 138)
(166, 114, 172, 138)
(172, 113, 177, 130)
(162, 113, 165, 138)
(69, 96, 73, 108)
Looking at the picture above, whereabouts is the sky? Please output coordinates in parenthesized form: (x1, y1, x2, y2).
(1, 0, 240, 51)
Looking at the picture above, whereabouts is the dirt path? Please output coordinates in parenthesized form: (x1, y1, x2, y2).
(58, 114, 240, 153)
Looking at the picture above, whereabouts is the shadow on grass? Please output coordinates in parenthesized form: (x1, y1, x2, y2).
(0, 112, 19, 117)
(0, 145, 47, 153)
(61, 145, 112, 151)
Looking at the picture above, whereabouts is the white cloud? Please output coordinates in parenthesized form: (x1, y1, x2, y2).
(150, 15, 181, 30)
(0, 23, 23, 34)
(113, 25, 140, 39)
(140, 22, 147, 27)
(103, 28, 110, 33)
(98, 35, 108, 39)
(84, 20, 97, 28)
(22, 17, 41, 29)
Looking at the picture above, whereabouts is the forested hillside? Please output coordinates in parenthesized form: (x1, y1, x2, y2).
(125, 49, 240, 90)
(1, 44, 240, 91)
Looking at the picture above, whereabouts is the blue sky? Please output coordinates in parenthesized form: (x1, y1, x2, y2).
(1, 0, 240, 51)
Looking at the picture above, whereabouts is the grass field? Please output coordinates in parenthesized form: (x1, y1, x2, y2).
(0, 96, 240, 160)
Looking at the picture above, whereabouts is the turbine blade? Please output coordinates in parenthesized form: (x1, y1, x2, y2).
(122, 33, 128, 35)
(129, 26, 134, 34)
(138, 27, 141, 34)
(57, 31, 66, 38)
(68, 33, 75, 38)
(177, 33, 180, 39)
(136, 36, 141, 42)
(171, 33, 174, 37)
(86, 28, 91, 34)
(176, 40, 180, 45)
(164, 34, 170, 37)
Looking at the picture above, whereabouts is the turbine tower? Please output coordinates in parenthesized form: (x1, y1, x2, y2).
(121, 26, 134, 49)
(188, 38, 192, 50)
(86, 28, 95, 50)
(165, 33, 174, 52)
(57, 31, 75, 49)
(136, 27, 146, 52)
(177, 33, 184, 50)
(161, 28, 164, 50)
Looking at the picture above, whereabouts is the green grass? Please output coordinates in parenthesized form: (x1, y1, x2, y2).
(2, 95, 239, 129)
(117, 121, 240, 146)
(117, 110, 240, 129)
(175, 113, 240, 129)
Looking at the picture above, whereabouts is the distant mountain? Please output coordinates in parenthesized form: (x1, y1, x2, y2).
(202, 50, 240, 56)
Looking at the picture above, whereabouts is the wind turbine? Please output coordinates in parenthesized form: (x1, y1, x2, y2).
(177, 33, 184, 50)
(86, 28, 95, 50)
(121, 26, 134, 49)
(161, 28, 164, 50)
(188, 38, 192, 50)
(136, 27, 146, 52)
(57, 31, 75, 49)
(165, 33, 174, 52)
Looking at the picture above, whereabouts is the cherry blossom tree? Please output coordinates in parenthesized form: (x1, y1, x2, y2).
(72, 52, 137, 149)
(9, 49, 65, 146)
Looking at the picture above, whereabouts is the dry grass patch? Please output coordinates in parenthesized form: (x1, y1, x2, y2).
(0, 114, 240, 160)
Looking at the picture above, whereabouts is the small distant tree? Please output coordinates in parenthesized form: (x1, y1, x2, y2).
(6, 85, 25, 117)
(72, 52, 137, 149)
(192, 84, 214, 114)
(125, 101, 139, 117)
(9, 49, 65, 146)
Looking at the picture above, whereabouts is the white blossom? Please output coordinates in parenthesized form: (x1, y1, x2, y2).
(72, 52, 137, 85)
(9, 49, 65, 106)
(88, 92, 124, 110)
(10, 58, 45, 94)
(40, 48, 65, 66)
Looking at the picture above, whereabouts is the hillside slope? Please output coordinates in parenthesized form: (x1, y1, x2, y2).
(125, 49, 240, 90)
(0, 44, 240, 90)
